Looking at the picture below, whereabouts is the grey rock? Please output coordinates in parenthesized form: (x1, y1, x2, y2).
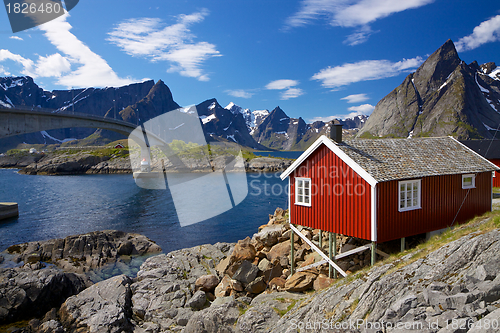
(253, 225, 282, 247)
(186, 290, 207, 310)
(232, 260, 259, 284)
(184, 301, 240, 333)
(175, 308, 194, 326)
(38, 319, 65, 333)
(237, 304, 280, 333)
(0, 267, 89, 324)
(468, 308, 500, 333)
(59, 274, 133, 333)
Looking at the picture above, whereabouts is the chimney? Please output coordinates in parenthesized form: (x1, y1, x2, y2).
(330, 124, 343, 143)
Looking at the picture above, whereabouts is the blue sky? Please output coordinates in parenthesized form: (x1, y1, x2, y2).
(1, 0, 500, 122)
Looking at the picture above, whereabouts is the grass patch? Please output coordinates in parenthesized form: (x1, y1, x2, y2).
(273, 299, 298, 317)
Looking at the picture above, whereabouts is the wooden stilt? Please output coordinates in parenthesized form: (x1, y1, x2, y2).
(329, 232, 333, 278)
(401, 237, 405, 252)
(371, 241, 376, 266)
(319, 230, 322, 248)
(290, 225, 295, 276)
(333, 233, 337, 279)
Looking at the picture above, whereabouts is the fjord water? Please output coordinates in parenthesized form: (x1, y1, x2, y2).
(0, 169, 288, 253)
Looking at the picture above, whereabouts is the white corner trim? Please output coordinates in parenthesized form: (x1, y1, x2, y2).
(449, 136, 500, 171)
(280, 135, 378, 187)
(280, 136, 326, 180)
(371, 184, 377, 242)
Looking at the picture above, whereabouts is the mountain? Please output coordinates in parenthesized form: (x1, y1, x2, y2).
(195, 99, 266, 149)
(224, 102, 270, 132)
(250, 106, 368, 150)
(357, 39, 500, 139)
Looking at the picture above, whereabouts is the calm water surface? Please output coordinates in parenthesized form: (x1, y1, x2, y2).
(0, 169, 288, 253)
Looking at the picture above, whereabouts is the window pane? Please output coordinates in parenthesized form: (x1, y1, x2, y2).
(407, 198, 411, 206)
(304, 181, 309, 189)
(298, 180, 303, 188)
(298, 188, 303, 195)
(463, 177, 472, 186)
(400, 184, 405, 192)
(413, 182, 418, 191)
(413, 198, 418, 206)
(305, 197, 309, 204)
(298, 195, 303, 203)
(305, 189, 309, 196)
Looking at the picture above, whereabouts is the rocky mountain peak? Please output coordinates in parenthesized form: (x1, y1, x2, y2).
(357, 39, 500, 140)
(413, 39, 461, 95)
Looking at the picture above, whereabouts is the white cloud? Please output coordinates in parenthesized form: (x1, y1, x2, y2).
(33, 54, 71, 78)
(265, 79, 299, 90)
(286, 0, 434, 44)
(341, 93, 369, 103)
(108, 10, 221, 81)
(281, 87, 304, 100)
(456, 15, 500, 52)
(348, 103, 375, 113)
(265, 79, 303, 99)
(344, 26, 374, 46)
(39, 14, 136, 88)
(225, 89, 254, 99)
(312, 57, 423, 88)
(9, 36, 23, 41)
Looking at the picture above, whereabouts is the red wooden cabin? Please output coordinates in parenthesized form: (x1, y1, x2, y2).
(460, 140, 500, 188)
(281, 132, 499, 244)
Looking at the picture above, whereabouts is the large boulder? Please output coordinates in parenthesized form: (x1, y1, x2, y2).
(195, 274, 219, 292)
(267, 240, 296, 263)
(59, 274, 133, 333)
(231, 260, 259, 284)
(229, 237, 256, 264)
(253, 225, 282, 247)
(284, 272, 316, 292)
(0, 267, 90, 324)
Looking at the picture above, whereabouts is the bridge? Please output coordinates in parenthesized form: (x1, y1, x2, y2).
(0, 106, 138, 139)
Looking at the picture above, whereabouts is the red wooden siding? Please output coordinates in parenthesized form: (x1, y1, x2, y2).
(490, 159, 500, 187)
(376, 172, 492, 243)
(290, 144, 372, 240)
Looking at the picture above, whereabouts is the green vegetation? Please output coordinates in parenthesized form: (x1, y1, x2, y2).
(273, 299, 299, 317)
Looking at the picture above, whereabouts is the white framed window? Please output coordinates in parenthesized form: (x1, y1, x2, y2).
(462, 174, 475, 189)
(398, 179, 421, 212)
(295, 177, 311, 206)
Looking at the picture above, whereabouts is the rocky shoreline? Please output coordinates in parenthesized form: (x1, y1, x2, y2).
(0, 152, 293, 175)
(2, 210, 500, 332)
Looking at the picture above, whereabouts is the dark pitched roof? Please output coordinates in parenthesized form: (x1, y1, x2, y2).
(336, 137, 498, 182)
(459, 140, 500, 159)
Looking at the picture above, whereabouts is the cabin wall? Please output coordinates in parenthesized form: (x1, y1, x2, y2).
(490, 159, 500, 187)
(290, 144, 372, 240)
(376, 172, 492, 243)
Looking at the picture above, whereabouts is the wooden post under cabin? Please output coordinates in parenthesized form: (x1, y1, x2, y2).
(333, 233, 337, 279)
(371, 241, 376, 266)
(401, 237, 405, 252)
(290, 226, 295, 276)
(329, 232, 333, 278)
(319, 230, 322, 248)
